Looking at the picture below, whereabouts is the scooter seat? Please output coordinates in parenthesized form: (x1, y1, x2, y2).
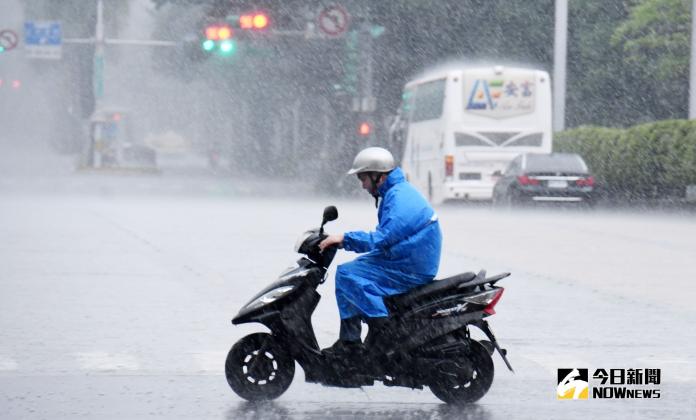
(385, 272, 476, 312)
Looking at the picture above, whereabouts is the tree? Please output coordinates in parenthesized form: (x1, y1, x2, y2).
(565, 1, 635, 127)
(613, 0, 690, 82)
(610, 0, 690, 121)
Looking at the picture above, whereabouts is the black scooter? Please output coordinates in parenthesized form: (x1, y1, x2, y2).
(225, 206, 513, 405)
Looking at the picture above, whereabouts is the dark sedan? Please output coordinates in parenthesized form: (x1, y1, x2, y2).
(492, 153, 596, 206)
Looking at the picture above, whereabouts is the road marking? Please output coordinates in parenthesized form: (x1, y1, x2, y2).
(75, 352, 139, 371)
(0, 355, 18, 371)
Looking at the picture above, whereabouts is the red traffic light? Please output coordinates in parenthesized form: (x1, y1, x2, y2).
(205, 24, 233, 40)
(253, 14, 269, 29)
(358, 122, 372, 136)
(239, 13, 269, 30)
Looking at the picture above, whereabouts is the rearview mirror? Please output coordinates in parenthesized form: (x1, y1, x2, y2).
(322, 206, 338, 224)
(320, 206, 338, 236)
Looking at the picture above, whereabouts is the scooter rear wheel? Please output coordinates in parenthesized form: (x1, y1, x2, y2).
(225, 333, 295, 401)
(429, 340, 494, 405)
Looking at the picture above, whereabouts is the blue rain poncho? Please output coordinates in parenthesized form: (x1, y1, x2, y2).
(336, 167, 442, 319)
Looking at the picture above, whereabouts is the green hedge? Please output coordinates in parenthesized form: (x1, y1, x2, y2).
(555, 120, 696, 200)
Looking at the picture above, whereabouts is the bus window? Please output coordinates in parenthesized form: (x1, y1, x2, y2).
(508, 132, 543, 147)
(411, 79, 446, 122)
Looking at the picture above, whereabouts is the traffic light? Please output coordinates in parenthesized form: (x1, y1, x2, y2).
(202, 23, 237, 55)
(238, 12, 270, 30)
(202, 39, 215, 51)
(358, 121, 372, 137)
(219, 40, 235, 54)
(0, 79, 21, 90)
(196, 11, 270, 60)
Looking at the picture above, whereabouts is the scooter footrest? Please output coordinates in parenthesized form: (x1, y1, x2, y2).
(323, 374, 374, 388)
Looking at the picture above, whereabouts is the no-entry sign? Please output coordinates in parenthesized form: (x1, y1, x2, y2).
(318, 4, 350, 37)
(0, 30, 19, 51)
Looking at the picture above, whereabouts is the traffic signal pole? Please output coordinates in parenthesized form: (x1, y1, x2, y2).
(344, 1, 377, 145)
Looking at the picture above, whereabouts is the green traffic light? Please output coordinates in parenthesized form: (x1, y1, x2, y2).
(202, 39, 215, 51)
(219, 40, 236, 55)
(0, 46, 5, 53)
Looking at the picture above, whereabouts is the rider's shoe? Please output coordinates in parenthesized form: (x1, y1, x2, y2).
(321, 339, 365, 359)
(322, 340, 372, 386)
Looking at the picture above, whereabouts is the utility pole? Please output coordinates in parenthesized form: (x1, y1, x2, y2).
(553, 0, 568, 132)
(359, 5, 374, 112)
(351, 0, 376, 145)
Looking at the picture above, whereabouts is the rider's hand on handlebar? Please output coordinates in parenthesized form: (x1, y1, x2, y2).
(319, 234, 344, 252)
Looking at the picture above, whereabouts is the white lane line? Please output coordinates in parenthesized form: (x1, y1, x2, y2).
(0, 355, 18, 371)
(191, 351, 227, 374)
(76, 352, 139, 371)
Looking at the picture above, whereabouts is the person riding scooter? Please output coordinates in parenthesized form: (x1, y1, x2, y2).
(319, 147, 443, 356)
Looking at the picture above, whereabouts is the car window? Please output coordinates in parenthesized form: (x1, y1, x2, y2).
(525, 153, 588, 173)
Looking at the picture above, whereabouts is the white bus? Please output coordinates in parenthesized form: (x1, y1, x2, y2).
(391, 65, 552, 204)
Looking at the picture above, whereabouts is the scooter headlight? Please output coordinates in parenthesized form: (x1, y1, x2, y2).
(278, 268, 311, 282)
(294, 230, 315, 253)
(244, 285, 295, 311)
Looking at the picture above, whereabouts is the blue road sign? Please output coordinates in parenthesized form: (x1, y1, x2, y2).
(24, 21, 62, 46)
(24, 21, 62, 59)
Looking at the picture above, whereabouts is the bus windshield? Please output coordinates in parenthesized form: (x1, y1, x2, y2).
(409, 79, 446, 122)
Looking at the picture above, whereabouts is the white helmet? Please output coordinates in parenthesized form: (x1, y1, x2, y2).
(347, 147, 395, 175)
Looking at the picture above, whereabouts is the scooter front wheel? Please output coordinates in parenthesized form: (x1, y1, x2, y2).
(225, 333, 295, 401)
